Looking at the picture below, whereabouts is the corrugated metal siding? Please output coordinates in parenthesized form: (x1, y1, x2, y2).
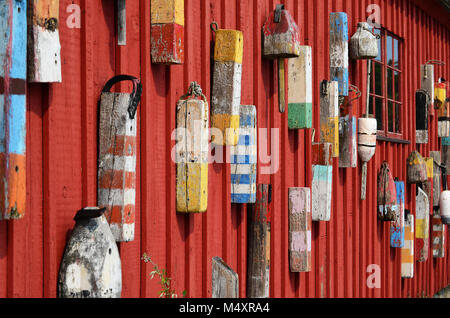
(0, 0, 449, 298)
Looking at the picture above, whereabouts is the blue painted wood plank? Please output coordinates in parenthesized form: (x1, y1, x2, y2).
(391, 181, 405, 248)
(330, 12, 349, 96)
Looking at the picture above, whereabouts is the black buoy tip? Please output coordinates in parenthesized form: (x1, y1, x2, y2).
(74, 207, 106, 221)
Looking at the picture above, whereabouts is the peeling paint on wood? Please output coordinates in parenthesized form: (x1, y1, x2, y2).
(27, 0, 61, 82)
(247, 184, 271, 298)
(416, 187, 430, 262)
(231, 105, 257, 204)
(212, 257, 239, 298)
(431, 152, 441, 207)
(151, 0, 184, 64)
(288, 46, 312, 129)
(391, 181, 405, 248)
(435, 82, 447, 109)
(432, 210, 445, 258)
(288, 187, 311, 272)
(98, 79, 140, 242)
(211, 27, 242, 146)
(436, 82, 449, 137)
(58, 207, 122, 298)
(358, 117, 377, 200)
(312, 143, 332, 166)
(312, 165, 332, 222)
(320, 80, 339, 157)
(442, 137, 450, 171)
(416, 90, 428, 144)
(176, 92, 209, 213)
(329, 12, 349, 96)
(0, 0, 27, 220)
(339, 115, 357, 168)
(401, 213, 414, 279)
(421, 64, 434, 104)
(407, 151, 428, 184)
(349, 22, 378, 60)
(377, 162, 398, 221)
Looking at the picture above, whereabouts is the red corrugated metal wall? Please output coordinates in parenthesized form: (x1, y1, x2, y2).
(0, 0, 449, 298)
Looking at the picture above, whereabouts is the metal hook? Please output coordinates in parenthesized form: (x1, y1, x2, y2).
(210, 22, 218, 33)
(348, 84, 362, 104)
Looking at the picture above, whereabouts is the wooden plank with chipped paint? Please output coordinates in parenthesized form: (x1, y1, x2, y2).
(27, 0, 61, 83)
(0, 0, 27, 220)
(211, 28, 243, 146)
(391, 181, 405, 248)
(212, 257, 239, 298)
(288, 187, 311, 272)
(421, 64, 434, 103)
(288, 46, 312, 129)
(442, 137, 450, 171)
(320, 80, 339, 158)
(247, 184, 271, 298)
(432, 210, 445, 259)
(401, 213, 414, 279)
(416, 90, 428, 144)
(231, 105, 257, 204)
(150, 0, 184, 64)
(339, 116, 357, 168)
(415, 187, 429, 262)
(311, 165, 332, 222)
(176, 97, 209, 213)
(98, 92, 138, 242)
(312, 143, 332, 166)
(329, 12, 349, 97)
(431, 151, 441, 207)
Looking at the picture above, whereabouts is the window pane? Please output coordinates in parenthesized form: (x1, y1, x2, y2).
(375, 62, 382, 96)
(395, 103, 401, 133)
(376, 98, 383, 130)
(374, 29, 382, 61)
(386, 35, 393, 66)
(387, 69, 393, 99)
(393, 39, 399, 69)
(388, 101, 394, 132)
(394, 71, 400, 101)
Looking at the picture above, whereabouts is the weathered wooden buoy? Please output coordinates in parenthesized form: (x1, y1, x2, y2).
(338, 86, 359, 168)
(358, 117, 377, 200)
(377, 162, 397, 221)
(329, 12, 349, 96)
(406, 151, 428, 184)
(312, 142, 333, 166)
(288, 46, 312, 129)
(176, 82, 209, 213)
(151, 0, 184, 64)
(27, 0, 62, 82)
(58, 207, 122, 298)
(432, 209, 445, 258)
(390, 181, 405, 248)
(320, 80, 339, 158)
(435, 81, 447, 109)
(421, 63, 434, 105)
(98, 75, 142, 242)
(415, 187, 429, 262)
(263, 4, 300, 113)
(349, 22, 379, 60)
(312, 165, 332, 222)
(247, 184, 271, 298)
(430, 151, 441, 207)
(415, 90, 429, 144)
(401, 212, 414, 279)
(439, 165, 450, 225)
(212, 257, 239, 298)
(231, 105, 257, 204)
(436, 81, 450, 137)
(0, 0, 27, 220)
(117, 0, 126, 45)
(442, 137, 450, 172)
(288, 187, 311, 272)
(211, 22, 242, 146)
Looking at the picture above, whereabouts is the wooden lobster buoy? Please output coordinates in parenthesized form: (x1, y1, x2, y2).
(58, 207, 122, 298)
(212, 257, 239, 298)
(349, 22, 378, 60)
(401, 212, 414, 278)
(98, 75, 142, 242)
(0, 0, 27, 220)
(358, 117, 377, 200)
(377, 162, 397, 221)
(312, 165, 332, 222)
(440, 165, 450, 225)
(416, 187, 429, 262)
(431, 151, 441, 207)
(432, 210, 445, 258)
(416, 90, 429, 144)
(320, 80, 339, 158)
(263, 4, 300, 113)
(329, 12, 349, 97)
(406, 151, 427, 184)
(436, 81, 450, 137)
(390, 181, 405, 248)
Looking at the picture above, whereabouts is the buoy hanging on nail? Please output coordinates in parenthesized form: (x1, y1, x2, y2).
(432, 209, 445, 258)
(151, 0, 184, 64)
(288, 46, 313, 129)
(117, 0, 126, 45)
(28, 0, 62, 82)
(439, 163, 450, 225)
(406, 151, 427, 185)
(430, 152, 441, 208)
(415, 187, 429, 262)
(329, 12, 349, 97)
(231, 105, 257, 204)
(58, 207, 122, 298)
(401, 212, 414, 278)
(390, 181, 405, 248)
(0, 0, 27, 220)
(212, 257, 239, 298)
(320, 80, 339, 158)
(349, 22, 379, 60)
(415, 90, 429, 144)
(358, 117, 377, 200)
(312, 165, 332, 222)
(263, 4, 301, 113)
(211, 22, 243, 146)
(176, 82, 209, 213)
(339, 85, 360, 168)
(98, 75, 142, 242)
(436, 80, 449, 137)
(377, 161, 398, 222)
